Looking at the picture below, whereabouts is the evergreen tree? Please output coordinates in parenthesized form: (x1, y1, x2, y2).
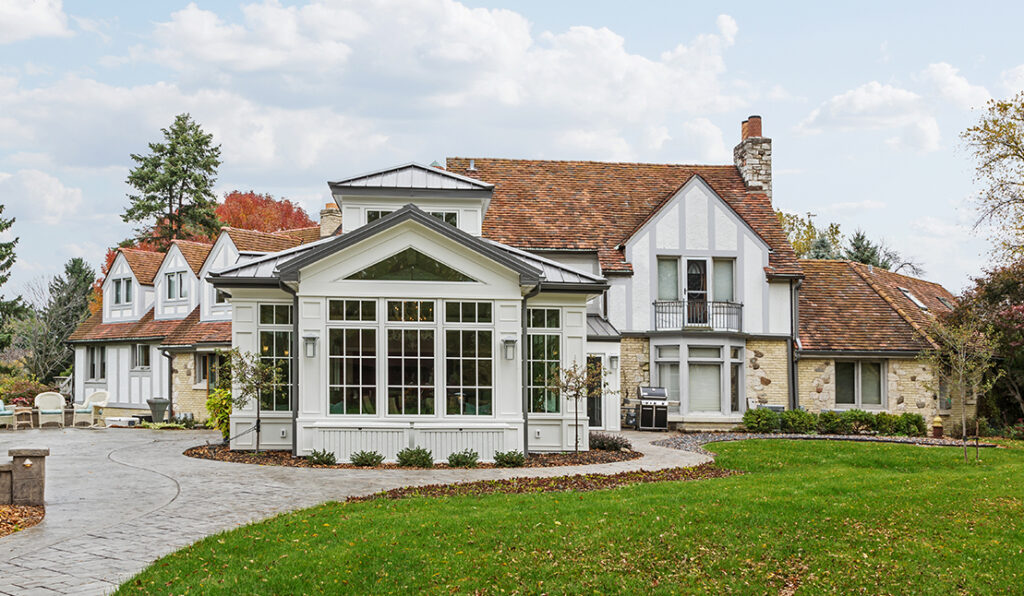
(806, 235, 839, 259)
(0, 204, 23, 351)
(123, 113, 222, 246)
(843, 230, 884, 266)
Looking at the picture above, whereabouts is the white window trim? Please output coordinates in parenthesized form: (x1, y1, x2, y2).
(833, 360, 887, 410)
(86, 346, 106, 381)
(130, 344, 150, 371)
(898, 287, 928, 311)
(112, 278, 134, 307)
(526, 307, 563, 415)
(165, 271, 188, 301)
(443, 300, 495, 418)
(257, 303, 294, 412)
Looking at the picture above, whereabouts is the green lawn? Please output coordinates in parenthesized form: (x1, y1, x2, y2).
(119, 440, 1024, 594)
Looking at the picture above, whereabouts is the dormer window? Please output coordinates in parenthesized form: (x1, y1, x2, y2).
(366, 209, 393, 223)
(897, 287, 928, 311)
(429, 211, 458, 226)
(215, 289, 230, 304)
(112, 278, 133, 306)
(166, 272, 188, 300)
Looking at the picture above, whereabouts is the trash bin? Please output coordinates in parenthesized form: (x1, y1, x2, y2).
(147, 398, 170, 423)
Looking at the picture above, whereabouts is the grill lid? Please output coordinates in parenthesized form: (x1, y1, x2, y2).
(637, 386, 668, 400)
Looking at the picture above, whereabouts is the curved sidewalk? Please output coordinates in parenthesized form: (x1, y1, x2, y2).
(0, 428, 707, 595)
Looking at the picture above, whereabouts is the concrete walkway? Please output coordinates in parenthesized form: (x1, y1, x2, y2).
(0, 428, 708, 595)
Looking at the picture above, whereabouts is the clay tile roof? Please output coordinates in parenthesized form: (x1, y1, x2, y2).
(798, 260, 956, 353)
(162, 307, 231, 347)
(172, 240, 213, 276)
(120, 249, 165, 285)
(67, 308, 182, 343)
(223, 227, 302, 253)
(445, 158, 801, 277)
(279, 225, 325, 244)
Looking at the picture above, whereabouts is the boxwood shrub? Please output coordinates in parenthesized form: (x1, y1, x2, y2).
(589, 431, 632, 451)
(350, 450, 385, 467)
(493, 449, 526, 467)
(447, 449, 480, 468)
(396, 446, 434, 468)
(840, 409, 876, 434)
(780, 409, 817, 434)
(817, 410, 848, 434)
(742, 407, 781, 433)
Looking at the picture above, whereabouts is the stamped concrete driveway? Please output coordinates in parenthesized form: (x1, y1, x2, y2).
(0, 428, 709, 595)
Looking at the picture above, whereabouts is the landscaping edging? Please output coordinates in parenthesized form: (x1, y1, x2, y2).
(653, 432, 999, 456)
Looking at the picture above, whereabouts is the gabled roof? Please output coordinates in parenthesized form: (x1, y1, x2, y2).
(171, 240, 213, 276)
(162, 308, 231, 348)
(587, 314, 621, 341)
(798, 260, 956, 353)
(222, 227, 303, 253)
(279, 225, 325, 244)
(67, 308, 182, 344)
(444, 158, 801, 277)
(329, 162, 493, 191)
(483, 239, 607, 292)
(119, 249, 165, 285)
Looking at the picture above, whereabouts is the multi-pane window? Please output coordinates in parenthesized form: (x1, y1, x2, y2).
(444, 301, 492, 323)
(366, 209, 393, 223)
(729, 346, 743, 413)
(195, 353, 209, 384)
(328, 328, 377, 415)
(387, 300, 435, 322)
(686, 260, 708, 324)
(130, 344, 150, 370)
(87, 346, 106, 380)
(112, 278, 133, 305)
(835, 361, 883, 408)
(258, 304, 293, 411)
(329, 299, 376, 322)
(349, 250, 474, 282)
(445, 326, 493, 416)
(386, 328, 435, 415)
(429, 211, 458, 226)
(165, 271, 187, 300)
(527, 308, 561, 413)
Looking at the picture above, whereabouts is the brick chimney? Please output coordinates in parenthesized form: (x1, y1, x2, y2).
(733, 115, 771, 198)
(320, 203, 342, 238)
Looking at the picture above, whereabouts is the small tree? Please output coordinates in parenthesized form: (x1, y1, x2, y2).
(0, 205, 24, 351)
(920, 316, 1000, 462)
(216, 191, 315, 232)
(123, 113, 222, 246)
(549, 359, 616, 452)
(221, 348, 283, 453)
(775, 211, 843, 258)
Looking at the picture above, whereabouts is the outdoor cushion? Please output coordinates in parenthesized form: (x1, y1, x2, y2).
(39, 409, 63, 414)
(75, 408, 93, 414)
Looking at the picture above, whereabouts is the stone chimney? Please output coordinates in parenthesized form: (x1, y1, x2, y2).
(733, 115, 772, 198)
(320, 203, 342, 238)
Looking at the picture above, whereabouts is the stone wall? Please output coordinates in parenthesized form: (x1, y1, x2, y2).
(171, 352, 210, 421)
(733, 136, 772, 198)
(797, 358, 833, 413)
(745, 339, 789, 407)
(619, 336, 650, 402)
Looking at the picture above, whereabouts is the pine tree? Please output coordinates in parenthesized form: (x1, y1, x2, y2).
(123, 113, 222, 246)
(0, 204, 23, 351)
(843, 230, 883, 266)
(806, 236, 839, 259)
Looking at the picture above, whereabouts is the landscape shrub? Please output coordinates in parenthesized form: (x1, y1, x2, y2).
(840, 409, 875, 434)
(139, 421, 186, 430)
(780, 409, 817, 434)
(350, 450, 385, 467)
(1007, 420, 1024, 440)
(900, 413, 927, 437)
(493, 449, 526, 467)
(589, 431, 632, 451)
(396, 446, 434, 468)
(874, 412, 902, 435)
(307, 449, 337, 466)
(742, 407, 780, 433)
(205, 388, 232, 440)
(817, 410, 849, 434)
(0, 376, 56, 407)
(168, 414, 197, 429)
(447, 449, 480, 468)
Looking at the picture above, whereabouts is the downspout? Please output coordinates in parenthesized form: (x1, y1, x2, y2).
(162, 349, 174, 419)
(521, 283, 542, 457)
(788, 279, 802, 410)
(280, 282, 300, 457)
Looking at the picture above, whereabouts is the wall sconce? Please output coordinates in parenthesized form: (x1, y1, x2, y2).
(502, 337, 518, 360)
(303, 335, 318, 358)
(609, 355, 619, 371)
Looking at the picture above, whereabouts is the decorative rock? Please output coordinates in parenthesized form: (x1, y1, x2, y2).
(754, 350, 764, 358)
(752, 362, 760, 370)
(897, 395, 904, 405)
(758, 396, 768, 404)
(910, 375, 917, 382)
(814, 365, 826, 373)
(760, 377, 771, 385)
(916, 399, 927, 408)
(815, 385, 823, 393)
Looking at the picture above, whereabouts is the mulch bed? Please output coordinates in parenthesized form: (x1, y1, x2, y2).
(653, 432, 1000, 457)
(184, 444, 643, 469)
(348, 463, 735, 502)
(0, 505, 44, 539)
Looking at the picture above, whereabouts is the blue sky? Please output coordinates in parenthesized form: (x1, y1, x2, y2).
(2, 0, 1022, 297)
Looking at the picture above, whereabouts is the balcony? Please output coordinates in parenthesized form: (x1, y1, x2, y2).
(653, 300, 743, 332)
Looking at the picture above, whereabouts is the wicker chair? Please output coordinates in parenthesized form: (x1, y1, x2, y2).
(74, 391, 108, 427)
(0, 399, 13, 429)
(34, 392, 65, 428)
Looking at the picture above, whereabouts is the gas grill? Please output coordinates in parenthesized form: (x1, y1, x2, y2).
(635, 386, 669, 431)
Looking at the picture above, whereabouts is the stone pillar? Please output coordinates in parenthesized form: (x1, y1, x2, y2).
(320, 203, 342, 238)
(0, 463, 11, 505)
(733, 115, 772, 198)
(10, 448, 49, 506)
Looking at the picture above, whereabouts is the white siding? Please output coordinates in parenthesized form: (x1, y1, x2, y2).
(768, 281, 792, 335)
(630, 231, 650, 330)
(684, 187, 709, 250)
(154, 245, 199, 320)
(199, 234, 239, 322)
(337, 196, 485, 236)
(102, 254, 148, 323)
(655, 203, 679, 250)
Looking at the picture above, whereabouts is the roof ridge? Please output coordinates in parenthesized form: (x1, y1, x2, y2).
(172, 238, 213, 246)
(848, 261, 938, 349)
(223, 226, 301, 241)
(448, 156, 736, 169)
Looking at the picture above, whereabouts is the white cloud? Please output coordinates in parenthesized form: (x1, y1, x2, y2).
(679, 118, 729, 162)
(0, 169, 82, 225)
(797, 81, 941, 152)
(554, 129, 634, 162)
(917, 62, 991, 110)
(1002, 64, 1024, 94)
(0, 0, 72, 44)
(825, 199, 886, 213)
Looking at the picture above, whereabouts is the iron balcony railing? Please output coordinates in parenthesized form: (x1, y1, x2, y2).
(653, 300, 743, 332)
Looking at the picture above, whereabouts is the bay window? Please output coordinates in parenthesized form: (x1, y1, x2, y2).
(835, 361, 884, 408)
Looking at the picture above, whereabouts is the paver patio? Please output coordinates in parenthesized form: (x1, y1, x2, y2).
(0, 428, 708, 595)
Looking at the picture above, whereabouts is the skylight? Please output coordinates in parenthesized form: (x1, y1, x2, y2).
(898, 287, 928, 310)
(937, 296, 955, 310)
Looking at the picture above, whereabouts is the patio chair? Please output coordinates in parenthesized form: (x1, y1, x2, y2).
(74, 391, 108, 427)
(0, 399, 13, 429)
(34, 392, 65, 428)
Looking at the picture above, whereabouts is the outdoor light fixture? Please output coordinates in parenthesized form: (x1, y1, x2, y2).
(502, 337, 518, 360)
(609, 355, 619, 371)
(303, 335, 318, 358)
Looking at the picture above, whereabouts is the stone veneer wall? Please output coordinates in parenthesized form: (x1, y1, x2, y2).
(618, 337, 649, 425)
(171, 352, 210, 421)
(796, 357, 976, 427)
(745, 339, 789, 407)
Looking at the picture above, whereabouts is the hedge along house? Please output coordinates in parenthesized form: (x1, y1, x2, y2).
(210, 166, 609, 462)
(796, 259, 968, 426)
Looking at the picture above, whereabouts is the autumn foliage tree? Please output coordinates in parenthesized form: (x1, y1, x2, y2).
(216, 191, 314, 233)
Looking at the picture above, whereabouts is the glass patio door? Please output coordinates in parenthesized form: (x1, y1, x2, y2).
(586, 354, 602, 428)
